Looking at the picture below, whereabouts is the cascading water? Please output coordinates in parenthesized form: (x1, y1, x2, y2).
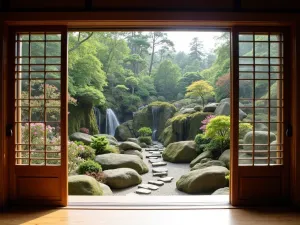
(93, 107, 101, 133)
(151, 106, 159, 141)
(106, 108, 120, 136)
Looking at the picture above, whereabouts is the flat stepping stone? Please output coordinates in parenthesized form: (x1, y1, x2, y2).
(138, 184, 159, 190)
(145, 148, 159, 151)
(153, 172, 168, 177)
(148, 180, 164, 186)
(158, 177, 174, 183)
(149, 159, 162, 163)
(146, 154, 161, 158)
(152, 167, 168, 173)
(148, 157, 158, 159)
(152, 162, 167, 167)
(135, 188, 151, 194)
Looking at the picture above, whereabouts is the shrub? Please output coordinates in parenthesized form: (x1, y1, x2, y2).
(138, 136, 152, 145)
(194, 134, 210, 154)
(200, 115, 215, 132)
(68, 141, 85, 175)
(77, 145, 96, 160)
(77, 160, 102, 174)
(90, 136, 109, 155)
(204, 138, 230, 158)
(105, 145, 120, 154)
(138, 127, 152, 137)
(86, 172, 107, 183)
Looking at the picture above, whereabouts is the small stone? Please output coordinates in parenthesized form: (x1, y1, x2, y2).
(152, 167, 168, 173)
(146, 154, 161, 158)
(153, 172, 168, 177)
(135, 188, 151, 194)
(152, 162, 167, 167)
(148, 180, 164, 186)
(138, 184, 159, 190)
(145, 148, 159, 151)
(158, 177, 174, 183)
(149, 159, 162, 163)
(148, 157, 158, 159)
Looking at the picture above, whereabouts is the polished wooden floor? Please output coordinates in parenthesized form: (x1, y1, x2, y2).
(0, 208, 299, 225)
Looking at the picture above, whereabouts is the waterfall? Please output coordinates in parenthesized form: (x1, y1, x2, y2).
(151, 106, 159, 141)
(106, 108, 120, 136)
(93, 107, 101, 133)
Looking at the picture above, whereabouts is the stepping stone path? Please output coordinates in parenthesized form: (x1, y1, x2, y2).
(158, 177, 174, 183)
(135, 188, 151, 194)
(149, 159, 162, 163)
(146, 154, 161, 158)
(153, 172, 168, 177)
(148, 180, 164, 186)
(152, 162, 167, 167)
(152, 168, 168, 173)
(138, 184, 159, 190)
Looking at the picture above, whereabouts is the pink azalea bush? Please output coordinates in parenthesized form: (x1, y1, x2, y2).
(80, 127, 89, 134)
(200, 115, 216, 132)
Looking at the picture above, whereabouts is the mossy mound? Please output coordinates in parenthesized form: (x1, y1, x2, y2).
(68, 175, 103, 196)
(159, 112, 211, 146)
(115, 120, 135, 141)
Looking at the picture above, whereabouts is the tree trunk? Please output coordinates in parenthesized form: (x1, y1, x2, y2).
(201, 96, 205, 108)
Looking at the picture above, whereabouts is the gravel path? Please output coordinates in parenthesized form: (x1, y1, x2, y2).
(112, 142, 190, 196)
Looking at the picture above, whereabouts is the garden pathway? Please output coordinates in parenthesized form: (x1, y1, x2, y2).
(112, 142, 190, 196)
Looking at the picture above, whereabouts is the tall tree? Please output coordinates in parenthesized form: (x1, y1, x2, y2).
(148, 32, 175, 75)
(154, 60, 181, 100)
(189, 37, 205, 61)
(185, 80, 215, 107)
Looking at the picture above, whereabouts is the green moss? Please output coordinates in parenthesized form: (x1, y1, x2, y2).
(149, 101, 177, 112)
(68, 103, 99, 135)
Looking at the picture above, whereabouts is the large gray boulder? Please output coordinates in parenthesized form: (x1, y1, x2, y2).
(119, 141, 142, 151)
(68, 175, 103, 195)
(179, 108, 196, 114)
(176, 166, 229, 194)
(215, 102, 247, 120)
(95, 153, 148, 174)
(191, 160, 226, 171)
(69, 132, 92, 145)
(124, 150, 143, 159)
(243, 131, 276, 154)
(190, 150, 213, 168)
(94, 134, 118, 145)
(115, 120, 135, 141)
(103, 168, 142, 189)
(218, 149, 230, 169)
(162, 141, 197, 163)
(212, 187, 229, 195)
(99, 183, 113, 196)
(203, 103, 218, 112)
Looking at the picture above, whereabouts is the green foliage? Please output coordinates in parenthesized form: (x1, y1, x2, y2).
(225, 174, 230, 181)
(154, 60, 182, 100)
(185, 80, 215, 107)
(77, 144, 96, 160)
(194, 134, 210, 154)
(204, 138, 230, 157)
(68, 141, 85, 175)
(176, 72, 203, 97)
(149, 101, 177, 111)
(125, 76, 139, 94)
(138, 127, 152, 137)
(90, 136, 109, 155)
(138, 136, 152, 145)
(77, 160, 102, 175)
(105, 145, 120, 154)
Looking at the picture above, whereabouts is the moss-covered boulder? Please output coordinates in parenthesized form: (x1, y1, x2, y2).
(119, 141, 142, 151)
(124, 150, 143, 159)
(190, 150, 213, 168)
(176, 166, 229, 194)
(69, 132, 92, 145)
(218, 149, 230, 169)
(162, 141, 197, 163)
(132, 101, 176, 140)
(95, 153, 148, 174)
(68, 103, 99, 135)
(115, 120, 135, 141)
(103, 168, 142, 189)
(159, 112, 211, 146)
(191, 160, 226, 171)
(68, 175, 103, 195)
(99, 183, 113, 195)
(243, 131, 276, 154)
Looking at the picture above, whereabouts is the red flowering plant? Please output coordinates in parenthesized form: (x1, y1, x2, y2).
(200, 115, 216, 132)
(80, 127, 89, 134)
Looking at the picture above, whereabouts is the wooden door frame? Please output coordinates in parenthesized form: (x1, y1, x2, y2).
(0, 11, 299, 209)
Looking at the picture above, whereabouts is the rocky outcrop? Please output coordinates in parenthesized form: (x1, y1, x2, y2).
(176, 166, 229, 194)
(103, 168, 142, 189)
(203, 103, 218, 112)
(218, 149, 230, 169)
(69, 132, 92, 145)
(132, 101, 176, 139)
(159, 112, 211, 146)
(162, 141, 197, 163)
(95, 153, 148, 174)
(190, 150, 213, 168)
(124, 150, 143, 159)
(115, 120, 135, 141)
(68, 175, 103, 195)
(215, 101, 247, 120)
(243, 131, 276, 154)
